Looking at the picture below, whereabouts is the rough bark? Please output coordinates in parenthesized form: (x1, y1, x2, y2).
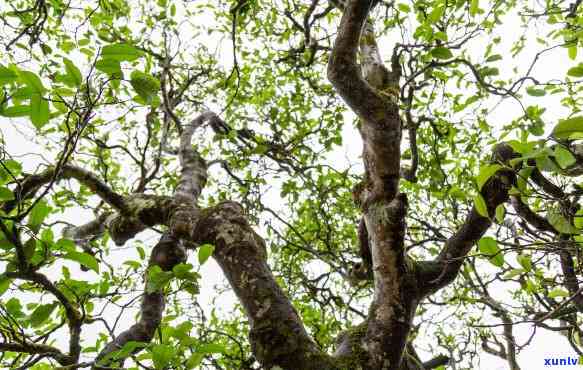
(328, 1, 415, 368)
(193, 201, 336, 370)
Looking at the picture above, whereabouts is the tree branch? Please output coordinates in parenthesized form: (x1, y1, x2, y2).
(4, 164, 128, 216)
(93, 234, 185, 369)
(417, 143, 515, 296)
(328, 0, 401, 202)
(193, 201, 335, 370)
(5, 271, 83, 363)
(0, 342, 73, 366)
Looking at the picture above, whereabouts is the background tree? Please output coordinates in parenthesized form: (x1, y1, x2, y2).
(0, 0, 583, 369)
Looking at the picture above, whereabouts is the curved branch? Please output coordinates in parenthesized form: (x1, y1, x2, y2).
(417, 143, 515, 296)
(0, 342, 73, 366)
(5, 271, 83, 364)
(4, 164, 128, 216)
(93, 234, 186, 369)
(193, 201, 336, 370)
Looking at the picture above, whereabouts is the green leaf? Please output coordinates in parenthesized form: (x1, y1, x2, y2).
(28, 199, 50, 232)
(547, 207, 579, 234)
(516, 166, 534, 192)
(151, 344, 175, 369)
(535, 155, 561, 173)
(552, 116, 583, 139)
(95, 59, 122, 77)
(0, 65, 18, 85)
(568, 45, 578, 60)
(0, 187, 14, 201)
(567, 66, 583, 77)
(197, 343, 227, 354)
(397, 3, 411, 12)
(516, 254, 532, 272)
(430, 47, 453, 60)
(198, 244, 215, 265)
(173, 263, 199, 281)
(30, 93, 50, 128)
(99, 341, 147, 364)
(0, 275, 10, 296)
(19, 71, 45, 92)
(476, 164, 501, 190)
(101, 43, 144, 62)
(526, 86, 545, 97)
(186, 353, 204, 369)
(130, 70, 160, 104)
(474, 194, 488, 217)
(30, 302, 57, 327)
(479, 67, 499, 78)
(485, 54, 502, 62)
(63, 58, 83, 87)
(1, 105, 31, 117)
(503, 268, 524, 279)
(554, 146, 576, 168)
(574, 208, 583, 229)
(495, 204, 505, 224)
(146, 265, 173, 293)
(23, 238, 36, 261)
(548, 288, 570, 298)
(64, 251, 99, 273)
(428, 4, 445, 23)
(469, 0, 479, 16)
(478, 236, 504, 267)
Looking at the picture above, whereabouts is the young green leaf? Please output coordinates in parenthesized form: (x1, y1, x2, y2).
(63, 58, 83, 87)
(516, 166, 534, 192)
(146, 265, 174, 293)
(186, 353, 204, 369)
(554, 146, 576, 168)
(28, 200, 50, 232)
(101, 43, 144, 62)
(30, 302, 57, 327)
(151, 344, 175, 369)
(568, 45, 578, 60)
(476, 164, 501, 190)
(95, 59, 123, 77)
(495, 204, 505, 224)
(552, 116, 583, 139)
(548, 288, 569, 298)
(431, 47, 453, 60)
(469, 0, 479, 16)
(19, 71, 45, 92)
(130, 70, 160, 104)
(526, 86, 545, 97)
(30, 93, 50, 128)
(64, 251, 100, 273)
(474, 194, 489, 217)
(0, 275, 10, 297)
(0, 65, 18, 85)
(516, 254, 532, 272)
(0, 105, 31, 117)
(478, 236, 504, 267)
(198, 244, 215, 265)
(0, 187, 14, 201)
(567, 66, 583, 77)
(547, 207, 579, 234)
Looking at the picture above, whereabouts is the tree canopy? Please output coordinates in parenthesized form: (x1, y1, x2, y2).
(1, 0, 583, 369)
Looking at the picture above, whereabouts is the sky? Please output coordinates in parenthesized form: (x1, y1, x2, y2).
(1, 1, 582, 369)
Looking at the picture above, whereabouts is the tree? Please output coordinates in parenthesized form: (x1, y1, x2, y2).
(1, 0, 583, 368)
